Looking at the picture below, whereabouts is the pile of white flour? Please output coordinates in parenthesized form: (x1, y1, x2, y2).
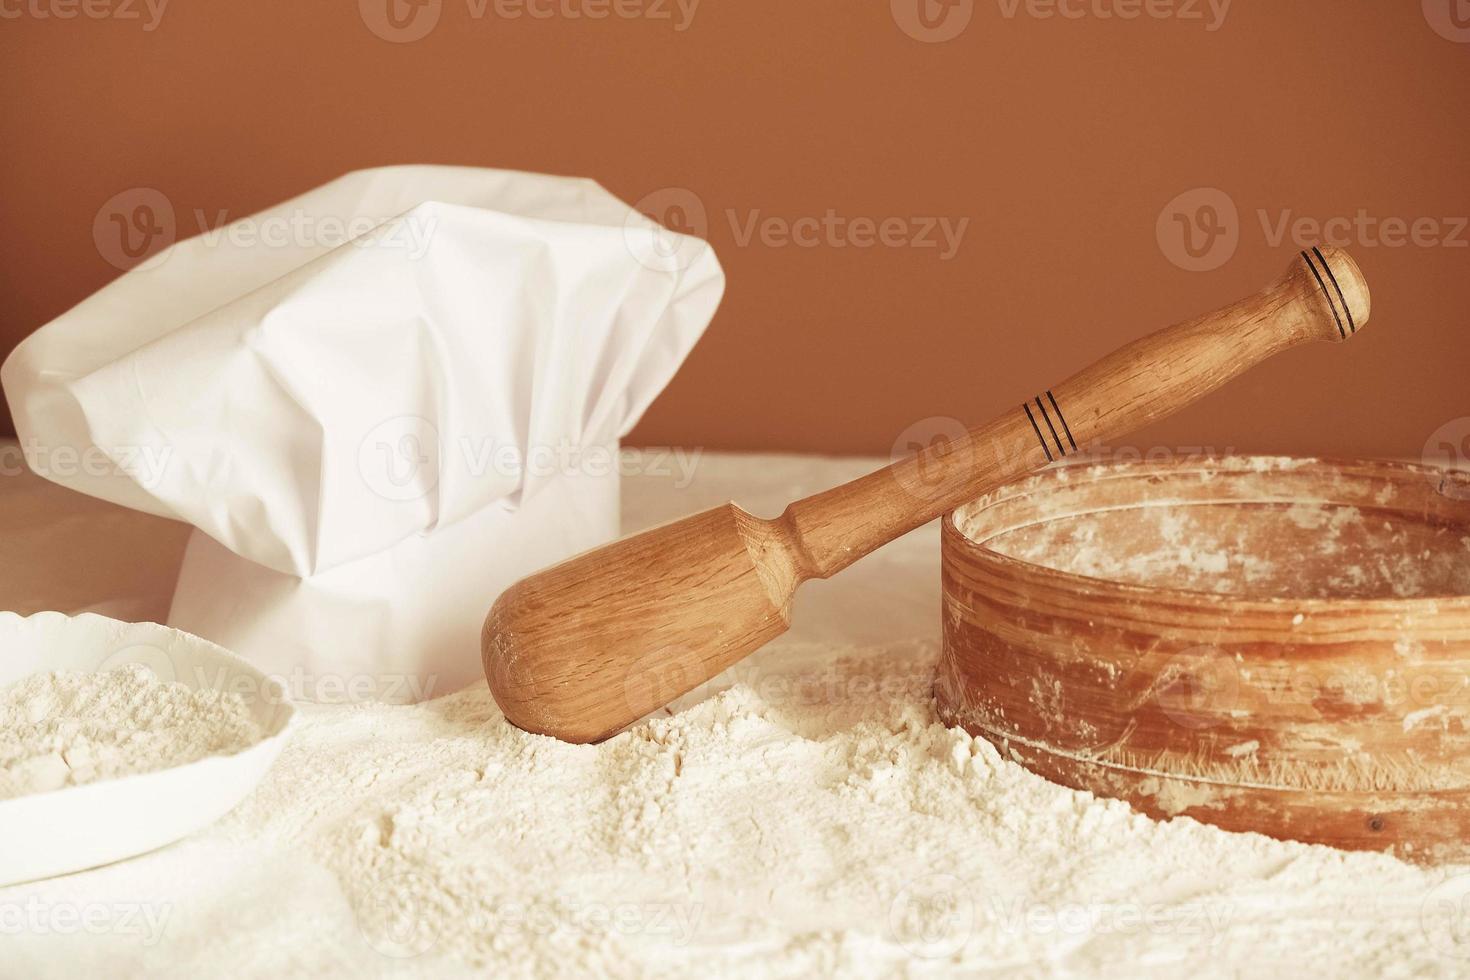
(198, 639, 1466, 977)
(0, 664, 264, 799)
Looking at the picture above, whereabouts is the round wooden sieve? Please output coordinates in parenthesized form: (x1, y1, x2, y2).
(937, 455, 1470, 863)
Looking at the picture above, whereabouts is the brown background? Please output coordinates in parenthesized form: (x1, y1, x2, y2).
(2, 1, 1467, 459)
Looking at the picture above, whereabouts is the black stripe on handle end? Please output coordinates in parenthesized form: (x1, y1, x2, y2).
(1302, 249, 1349, 339)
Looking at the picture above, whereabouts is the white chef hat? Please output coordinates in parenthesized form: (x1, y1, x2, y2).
(2, 165, 723, 701)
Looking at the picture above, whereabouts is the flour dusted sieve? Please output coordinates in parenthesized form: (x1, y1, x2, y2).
(937, 455, 1470, 862)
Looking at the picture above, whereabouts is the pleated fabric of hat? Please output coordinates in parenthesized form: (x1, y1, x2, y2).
(2, 166, 724, 701)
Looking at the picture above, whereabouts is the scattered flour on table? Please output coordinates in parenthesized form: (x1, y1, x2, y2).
(193, 639, 1468, 979)
(0, 664, 265, 800)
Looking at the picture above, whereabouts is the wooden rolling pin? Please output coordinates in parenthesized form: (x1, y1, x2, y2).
(485, 246, 1372, 743)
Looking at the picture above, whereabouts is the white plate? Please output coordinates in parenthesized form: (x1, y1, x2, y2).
(0, 611, 297, 886)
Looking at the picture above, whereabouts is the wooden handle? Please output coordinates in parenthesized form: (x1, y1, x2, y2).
(484, 246, 1372, 743)
(776, 246, 1370, 582)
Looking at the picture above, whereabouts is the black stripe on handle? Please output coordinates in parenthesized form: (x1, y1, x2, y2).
(1302, 249, 1347, 339)
(1312, 246, 1356, 334)
(1023, 403, 1053, 462)
(1035, 397, 1066, 457)
(1046, 390, 1077, 451)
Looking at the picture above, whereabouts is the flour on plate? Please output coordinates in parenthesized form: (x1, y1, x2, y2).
(0, 664, 265, 800)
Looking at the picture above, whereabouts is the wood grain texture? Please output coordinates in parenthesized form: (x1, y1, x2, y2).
(485, 247, 1373, 743)
(937, 455, 1470, 862)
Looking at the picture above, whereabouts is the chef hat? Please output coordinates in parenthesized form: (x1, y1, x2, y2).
(2, 166, 723, 701)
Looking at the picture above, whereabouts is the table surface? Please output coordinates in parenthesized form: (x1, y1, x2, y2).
(1, 443, 1463, 978)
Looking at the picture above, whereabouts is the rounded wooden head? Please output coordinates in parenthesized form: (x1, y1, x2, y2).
(483, 504, 797, 743)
